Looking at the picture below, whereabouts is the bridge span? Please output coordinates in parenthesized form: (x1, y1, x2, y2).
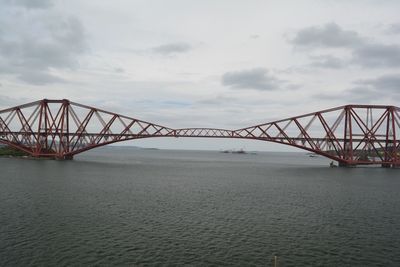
(0, 99, 399, 167)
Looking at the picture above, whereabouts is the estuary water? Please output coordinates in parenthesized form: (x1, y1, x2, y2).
(0, 147, 399, 266)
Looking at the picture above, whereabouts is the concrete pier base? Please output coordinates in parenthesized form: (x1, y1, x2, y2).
(55, 155, 74, 160)
(381, 163, 400, 168)
(338, 162, 356, 167)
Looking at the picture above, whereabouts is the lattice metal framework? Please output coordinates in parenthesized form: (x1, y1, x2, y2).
(0, 99, 399, 166)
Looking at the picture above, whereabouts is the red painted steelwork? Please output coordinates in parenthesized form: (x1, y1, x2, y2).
(0, 99, 399, 167)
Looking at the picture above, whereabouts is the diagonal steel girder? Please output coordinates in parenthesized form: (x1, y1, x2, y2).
(0, 99, 399, 166)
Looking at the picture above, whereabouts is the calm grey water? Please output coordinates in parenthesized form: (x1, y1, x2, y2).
(0, 147, 399, 266)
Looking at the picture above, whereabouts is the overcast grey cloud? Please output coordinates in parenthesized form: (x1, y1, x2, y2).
(222, 68, 284, 91)
(0, 1, 87, 85)
(344, 74, 400, 102)
(17, 71, 66, 85)
(292, 22, 400, 69)
(309, 55, 346, 69)
(196, 95, 237, 106)
(352, 43, 400, 67)
(314, 74, 400, 103)
(387, 23, 400, 34)
(152, 42, 192, 55)
(290, 22, 363, 48)
(250, 34, 260, 39)
(114, 67, 125, 73)
(0, 94, 30, 109)
(4, 0, 53, 9)
(355, 74, 400, 93)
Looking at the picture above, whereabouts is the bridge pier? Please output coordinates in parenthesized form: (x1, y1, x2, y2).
(55, 155, 74, 160)
(338, 161, 356, 167)
(381, 163, 400, 168)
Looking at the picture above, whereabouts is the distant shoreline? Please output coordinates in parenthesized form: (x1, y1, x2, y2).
(0, 146, 30, 157)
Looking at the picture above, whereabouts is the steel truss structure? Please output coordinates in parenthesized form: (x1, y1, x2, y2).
(0, 99, 399, 167)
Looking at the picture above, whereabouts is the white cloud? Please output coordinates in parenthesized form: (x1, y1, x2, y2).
(0, 1, 87, 85)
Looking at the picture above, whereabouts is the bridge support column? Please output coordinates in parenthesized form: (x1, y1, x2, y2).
(381, 162, 400, 168)
(338, 161, 356, 167)
(56, 155, 73, 160)
(64, 155, 74, 160)
(338, 162, 347, 167)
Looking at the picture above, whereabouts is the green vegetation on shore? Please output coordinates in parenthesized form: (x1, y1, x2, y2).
(0, 146, 30, 157)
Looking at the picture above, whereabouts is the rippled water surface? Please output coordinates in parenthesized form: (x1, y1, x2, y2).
(1, 148, 400, 266)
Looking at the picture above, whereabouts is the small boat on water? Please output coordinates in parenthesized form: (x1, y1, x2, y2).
(232, 148, 246, 154)
(220, 148, 252, 154)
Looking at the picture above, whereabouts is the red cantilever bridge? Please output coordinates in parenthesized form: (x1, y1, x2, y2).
(0, 99, 399, 167)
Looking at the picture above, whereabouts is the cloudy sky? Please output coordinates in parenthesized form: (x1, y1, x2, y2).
(0, 0, 399, 150)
